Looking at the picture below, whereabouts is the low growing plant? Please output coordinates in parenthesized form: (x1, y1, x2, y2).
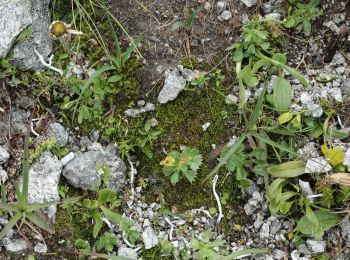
(160, 147, 203, 185)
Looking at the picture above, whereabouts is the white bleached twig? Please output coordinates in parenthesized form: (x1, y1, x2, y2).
(193, 209, 212, 219)
(127, 158, 137, 197)
(31, 119, 40, 137)
(164, 217, 175, 240)
(212, 175, 223, 225)
(34, 48, 63, 75)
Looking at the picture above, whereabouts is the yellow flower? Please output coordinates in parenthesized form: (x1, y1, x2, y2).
(49, 21, 69, 38)
(161, 155, 175, 166)
(194, 72, 201, 80)
(179, 156, 188, 166)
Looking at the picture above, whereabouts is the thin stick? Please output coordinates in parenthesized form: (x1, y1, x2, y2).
(164, 217, 175, 240)
(212, 175, 223, 225)
(34, 49, 63, 75)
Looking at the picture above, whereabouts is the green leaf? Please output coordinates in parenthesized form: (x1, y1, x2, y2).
(183, 169, 196, 183)
(278, 112, 293, 124)
(321, 145, 344, 167)
(170, 172, 180, 185)
(272, 53, 287, 64)
(100, 206, 124, 226)
(20, 132, 30, 211)
(233, 50, 244, 62)
(247, 87, 266, 131)
(267, 161, 305, 178)
(97, 189, 117, 205)
(0, 202, 18, 212)
(303, 20, 312, 35)
(272, 77, 292, 112)
(305, 204, 319, 227)
(27, 200, 60, 212)
(107, 75, 122, 83)
(281, 64, 308, 86)
(16, 27, 33, 41)
(203, 133, 247, 182)
(223, 248, 269, 259)
(0, 212, 22, 240)
(93, 213, 104, 238)
(248, 131, 298, 156)
(26, 212, 55, 234)
(122, 35, 143, 65)
(296, 210, 341, 239)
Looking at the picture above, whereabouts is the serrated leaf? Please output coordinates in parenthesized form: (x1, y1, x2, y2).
(183, 169, 196, 183)
(272, 77, 292, 112)
(278, 112, 293, 124)
(321, 145, 344, 166)
(267, 161, 305, 178)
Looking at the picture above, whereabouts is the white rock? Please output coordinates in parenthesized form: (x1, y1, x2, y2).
(118, 247, 138, 259)
(225, 94, 238, 105)
(306, 240, 326, 253)
(328, 87, 343, 102)
(3, 238, 28, 254)
(305, 157, 332, 174)
(290, 250, 309, 260)
(299, 180, 314, 203)
(300, 92, 313, 105)
(253, 213, 264, 229)
(216, 1, 227, 14)
(202, 122, 210, 131)
(343, 148, 350, 169)
(240, 0, 257, 8)
(142, 226, 159, 249)
(273, 249, 286, 260)
(298, 142, 319, 159)
(34, 243, 47, 254)
(60, 152, 75, 166)
(158, 68, 186, 104)
(0, 146, 10, 164)
(260, 223, 270, 239)
(306, 103, 323, 118)
(26, 151, 62, 221)
(221, 10, 232, 21)
(0, 167, 8, 184)
(264, 13, 281, 21)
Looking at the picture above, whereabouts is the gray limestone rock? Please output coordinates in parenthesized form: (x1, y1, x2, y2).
(158, 68, 186, 104)
(11, 0, 52, 70)
(27, 151, 62, 220)
(118, 247, 138, 259)
(47, 122, 69, 146)
(0, 108, 28, 144)
(142, 226, 159, 249)
(63, 144, 126, 191)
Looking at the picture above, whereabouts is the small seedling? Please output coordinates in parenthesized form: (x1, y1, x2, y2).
(160, 147, 203, 185)
(0, 129, 60, 239)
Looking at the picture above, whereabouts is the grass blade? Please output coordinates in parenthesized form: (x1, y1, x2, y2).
(267, 161, 306, 178)
(0, 212, 22, 240)
(247, 87, 266, 131)
(121, 35, 143, 66)
(27, 200, 60, 212)
(26, 212, 55, 234)
(0, 202, 18, 212)
(20, 129, 30, 211)
(223, 248, 269, 259)
(248, 131, 298, 156)
(100, 206, 124, 226)
(203, 133, 247, 183)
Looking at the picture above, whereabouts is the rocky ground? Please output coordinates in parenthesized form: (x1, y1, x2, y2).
(0, 0, 350, 259)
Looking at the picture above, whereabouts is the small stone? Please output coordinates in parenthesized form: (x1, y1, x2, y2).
(252, 191, 263, 202)
(270, 220, 282, 236)
(248, 198, 259, 207)
(260, 223, 270, 239)
(34, 243, 47, 254)
(147, 118, 159, 127)
(60, 152, 75, 166)
(137, 100, 146, 107)
(272, 249, 286, 260)
(244, 203, 256, 215)
(225, 94, 238, 105)
(291, 250, 309, 260)
(0, 168, 8, 184)
(202, 122, 210, 131)
(216, 1, 227, 14)
(158, 68, 186, 104)
(305, 157, 332, 173)
(204, 2, 211, 12)
(142, 226, 159, 249)
(253, 213, 264, 229)
(220, 10, 232, 21)
(143, 219, 151, 228)
(341, 78, 350, 96)
(118, 247, 138, 259)
(4, 238, 28, 254)
(47, 123, 69, 146)
(240, 0, 257, 8)
(0, 146, 10, 164)
(306, 240, 326, 253)
(264, 13, 281, 21)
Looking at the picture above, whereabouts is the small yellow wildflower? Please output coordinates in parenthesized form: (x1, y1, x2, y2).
(194, 71, 201, 80)
(179, 156, 188, 166)
(160, 155, 175, 166)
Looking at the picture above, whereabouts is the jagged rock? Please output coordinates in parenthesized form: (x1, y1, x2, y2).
(34, 243, 47, 254)
(11, 0, 52, 70)
(63, 143, 126, 191)
(306, 240, 326, 253)
(118, 247, 138, 259)
(0, 109, 28, 144)
(240, 0, 257, 8)
(124, 102, 155, 118)
(158, 67, 186, 104)
(47, 122, 69, 146)
(142, 226, 159, 249)
(27, 151, 62, 220)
